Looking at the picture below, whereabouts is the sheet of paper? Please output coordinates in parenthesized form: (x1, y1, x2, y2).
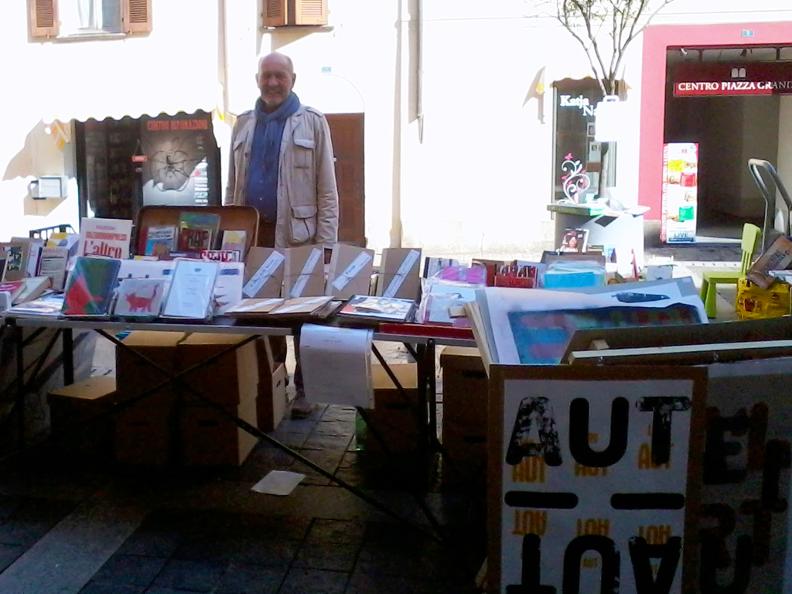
(300, 324, 374, 408)
(251, 470, 306, 496)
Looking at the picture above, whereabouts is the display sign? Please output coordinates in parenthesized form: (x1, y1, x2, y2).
(673, 63, 792, 97)
(489, 365, 705, 594)
(661, 143, 698, 244)
(140, 112, 218, 207)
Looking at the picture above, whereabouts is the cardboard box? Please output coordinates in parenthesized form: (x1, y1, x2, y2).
(180, 395, 259, 466)
(440, 346, 488, 428)
(178, 333, 259, 405)
(114, 401, 172, 466)
(115, 331, 185, 402)
(441, 419, 487, 489)
(49, 375, 117, 454)
(358, 363, 421, 453)
(257, 362, 288, 432)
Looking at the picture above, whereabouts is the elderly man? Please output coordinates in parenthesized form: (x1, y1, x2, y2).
(225, 52, 339, 417)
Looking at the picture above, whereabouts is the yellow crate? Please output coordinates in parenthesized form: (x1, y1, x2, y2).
(736, 278, 791, 320)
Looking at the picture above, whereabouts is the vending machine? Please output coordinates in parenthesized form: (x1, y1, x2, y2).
(661, 142, 698, 243)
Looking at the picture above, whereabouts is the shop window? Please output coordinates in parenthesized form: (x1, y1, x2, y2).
(552, 78, 616, 202)
(263, 0, 328, 28)
(28, 0, 152, 40)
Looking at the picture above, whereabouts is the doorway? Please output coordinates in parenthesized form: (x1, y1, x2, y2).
(326, 113, 365, 247)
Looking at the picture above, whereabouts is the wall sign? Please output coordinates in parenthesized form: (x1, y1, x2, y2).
(489, 365, 705, 593)
(673, 63, 792, 97)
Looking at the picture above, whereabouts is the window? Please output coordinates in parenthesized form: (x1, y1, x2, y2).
(28, 0, 152, 40)
(263, 0, 328, 28)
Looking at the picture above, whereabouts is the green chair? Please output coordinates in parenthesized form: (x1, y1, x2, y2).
(699, 223, 762, 318)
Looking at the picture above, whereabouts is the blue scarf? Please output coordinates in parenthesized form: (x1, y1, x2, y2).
(245, 92, 301, 222)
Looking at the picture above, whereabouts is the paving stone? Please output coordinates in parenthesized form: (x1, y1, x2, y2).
(116, 528, 182, 557)
(153, 558, 226, 592)
(0, 543, 24, 572)
(294, 542, 358, 572)
(0, 498, 76, 546)
(279, 568, 347, 594)
(90, 553, 166, 587)
(228, 537, 299, 567)
(306, 519, 366, 545)
(79, 582, 145, 594)
(214, 562, 286, 594)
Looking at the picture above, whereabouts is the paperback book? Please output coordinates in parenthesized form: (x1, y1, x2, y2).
(337, 295, 416, 323)
(0, 280, 26, 303)
(14, 276, 52, 305)
(225, 298, 285, 318)
(221, 230, 247, 255)
(6, 292, 65, 317)
(114, 278, 167, 319)
(38, 246, 69, 290)
(62, 257, 121, 317)
(177, 212, 221, 252)
(78, 218, 133, 259)
(143, 225, 177, 257)
(212, 262, 244, 315)
(3, 241, 30, 282)
(161, 259, 219, 320)
(266, 295, 341, 320)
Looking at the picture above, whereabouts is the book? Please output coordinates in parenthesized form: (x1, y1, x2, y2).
(0, 243, 7, 280)
(559, 228, 589, 253)
(3, 240, 30, 281)
(5, 292, 65, 317)
(212, 262, 244, 315)
(13, 237, 44, 278)
(200, 249, 241, 262)
(161, 259, 219, 320)
(337, 295, 416, 323)
(38, 246, 69, 290)
(114, 278, 167, 319)
(747, 235, 792, 289)
(326, 244, 375, 299)
(0, 280, 26, 303)
(78, 217, 133, 259)
(143, 225, 176, 258)
(177, 212, 221, 252)
(284, 245, 325, 298)
(62, 257, 121, 317)
(243, 247, 285, 298)
(221, 230, 247, 255)
(14, 276, 52, 304)
(46, 232, 80, 256)
(225, 297, 286, 318)
(376, 248, 422, 299)
(267, 295, 340, 320)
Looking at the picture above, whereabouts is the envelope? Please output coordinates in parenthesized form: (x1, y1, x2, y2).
(283, 245, 326, 298)
(326, 244, 375, 299)
(243, 247, 285, 298)
(376, 247, 422, 300)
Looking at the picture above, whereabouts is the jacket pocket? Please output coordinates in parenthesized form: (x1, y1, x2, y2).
(293, 137, 315, 169)
(289, 204, 317, 244)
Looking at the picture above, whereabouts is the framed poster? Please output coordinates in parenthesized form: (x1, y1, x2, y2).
(488, 365, 706, 594)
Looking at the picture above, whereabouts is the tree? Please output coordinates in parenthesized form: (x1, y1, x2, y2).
(552, 0, 674, 97)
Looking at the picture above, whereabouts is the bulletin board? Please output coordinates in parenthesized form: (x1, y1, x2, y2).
(488, 365, 706, 594)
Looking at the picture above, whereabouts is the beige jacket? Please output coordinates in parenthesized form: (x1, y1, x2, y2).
(224, 105, 339, 248)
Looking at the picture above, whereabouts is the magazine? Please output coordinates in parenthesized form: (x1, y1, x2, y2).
(78, 218, 133, 260)
(143, 225, 177, 257)
(62, 257, 121, 317)
(161, 259, 219, 320)
(177, 212, 221, 252)
(337, 295, 416, 323)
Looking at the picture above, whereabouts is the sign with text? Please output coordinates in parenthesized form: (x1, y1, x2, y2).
(489, 366, 705, 593)
(673, 63, 792, 97)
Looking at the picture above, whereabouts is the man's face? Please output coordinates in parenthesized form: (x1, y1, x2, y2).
(257, 56, 295, 111)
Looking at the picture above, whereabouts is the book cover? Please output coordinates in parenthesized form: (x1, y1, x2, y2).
(14, 276, 52, 305)
(3, 241, 30, 282)
(62, 257, 121, 316)
(559, 228, 589, 253)
(6, 292, 65, 317)
(225, 297, 285, 317)
(268, 295, 336, 318)
(38, 246, 69, 291)
(161, 259, 219, 319)
(200, 249, 241, 262)
(221, 229, 247, 255)
(13, 237, 44, 278)
(143, 225, 177, 257)
(326, 244, 375, 299)
(114, 278, 167, 318)
(212, 262, 244, 315)
(337, 295, 416, 323)
(0, 280, 26, 303)
(284, 245, 325, 298)
(78, 218, 133, 259)
(243, 247, 285, 298)
(376, 248, 422, 299)
(177, 212, 221, 251)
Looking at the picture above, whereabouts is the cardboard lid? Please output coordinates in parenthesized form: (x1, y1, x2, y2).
(123, 331, 185, 347)
(49, 375, 117, 400)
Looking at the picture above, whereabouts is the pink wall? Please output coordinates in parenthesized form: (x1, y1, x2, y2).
(639, 21, 792, 220)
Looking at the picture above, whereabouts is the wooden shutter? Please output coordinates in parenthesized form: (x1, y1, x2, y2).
(123, 0, 152, 34)
(293, 0, 327, 26)
(29, 0, 59, 39)
(264, 0, 287, 27)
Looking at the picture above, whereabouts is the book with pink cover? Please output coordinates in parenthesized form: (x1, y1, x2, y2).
(114, 278, 167, 318)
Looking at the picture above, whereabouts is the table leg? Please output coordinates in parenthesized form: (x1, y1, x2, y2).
(62, 328, 74, 385)
(14, 323, 25, 448)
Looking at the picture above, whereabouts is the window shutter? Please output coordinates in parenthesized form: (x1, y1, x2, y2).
(293, 0, 327, 26)
(29, 0, 59, 39)
(123, 0, 152, 34)
(264, 0, 288, 27)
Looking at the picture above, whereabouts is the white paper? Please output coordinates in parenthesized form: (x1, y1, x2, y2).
(251, 470, 306, 496)
(383, 249, 420, 298)
(331, 251, 373, 291)
(213, 262, 245, 314)
(78, 217, 133, 260)
(290, 248, 323, 298)
(243, 251, 285, 298)
(300, 324, 374, 408)
(162, 259, 219, 319)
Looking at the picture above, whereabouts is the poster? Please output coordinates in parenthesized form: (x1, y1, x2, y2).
(140, 113, 218, 207)
(661, 143, 698, 244)
(490, 366, 705, 593)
